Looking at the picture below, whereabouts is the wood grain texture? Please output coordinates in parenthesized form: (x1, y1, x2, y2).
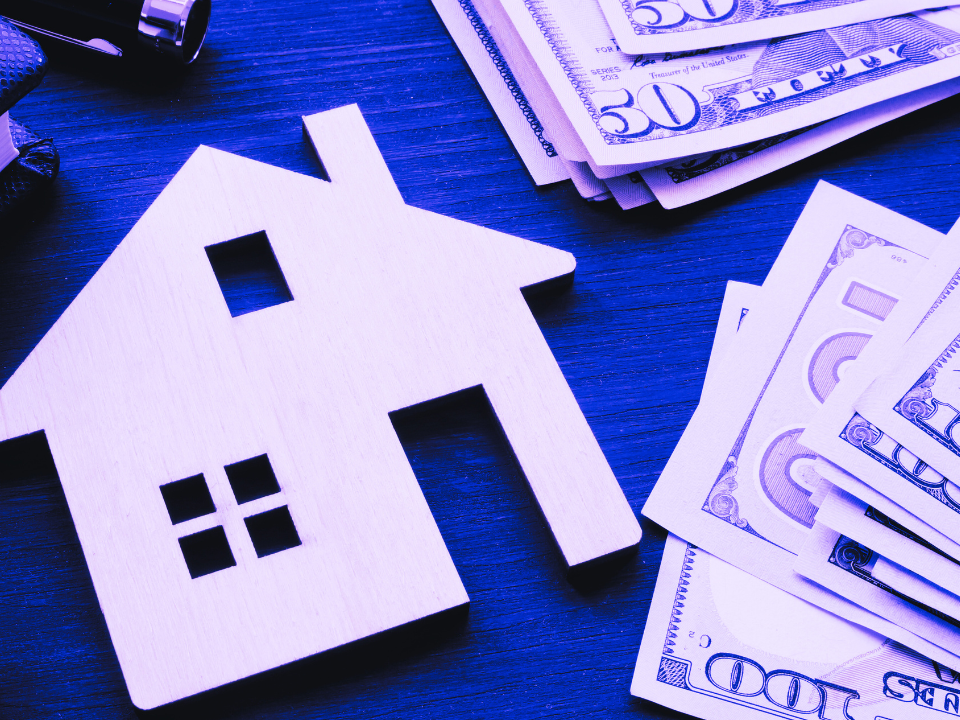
(2, 0, 960, 717)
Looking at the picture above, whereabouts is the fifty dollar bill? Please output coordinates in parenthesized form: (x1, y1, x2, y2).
(599, 0, 939, 55)
(488, 0, 960, 166)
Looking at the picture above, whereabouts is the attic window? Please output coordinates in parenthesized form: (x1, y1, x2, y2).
(205, 231, 293, 317)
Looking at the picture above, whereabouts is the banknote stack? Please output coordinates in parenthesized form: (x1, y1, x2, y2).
(631, 181, 960, 718)
(430, 0, 960, 209)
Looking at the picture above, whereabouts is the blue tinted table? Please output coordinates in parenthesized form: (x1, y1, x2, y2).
(2, 2, 960, 717)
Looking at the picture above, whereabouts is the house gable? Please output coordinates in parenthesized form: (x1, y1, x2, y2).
(301, 104, 577, 292)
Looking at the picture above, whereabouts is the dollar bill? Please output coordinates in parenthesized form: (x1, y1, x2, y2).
(872, 559, 960, 622)
(598, 0, 938, 55)
(436, 0, 960, 208)
(641, 182, 960, 665)
(470, 0, 598, 164)
(816, 457, 960, 560)
(854, 250, 960, 487)
(802, 222, 960, 548)
(796, 522, 960, 654)
(603, 171, 656, 208)
(564, 157, 619, 199)
(702, 280, 760, 398)
(487, 0, 960, 166)
(633, 533, 960, 719)
(644, 182, 942, 557)
(816, 485, 960, 597)
(430, 0, 657, 204)
(639, 78, 960, 209)
(429, 0, 570, 185)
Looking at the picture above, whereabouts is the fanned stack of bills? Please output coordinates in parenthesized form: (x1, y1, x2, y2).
(633, 180, 960, 718)
(431, 0, 960, 208)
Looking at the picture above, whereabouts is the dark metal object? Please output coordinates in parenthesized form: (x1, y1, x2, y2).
(4, 19, 123, 57)
(1, 0, 210, 64)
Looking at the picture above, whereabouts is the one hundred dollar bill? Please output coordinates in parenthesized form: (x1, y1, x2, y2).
(485, 0, 960, 166)
(796, 522, 960, 653)
(816, 457, 960, 561)
(641, 182, 960, 666)
(802, 222, 960, 548)
(854, 243, 960, 488)
(599, 0, 937, 55)
(816, 485, 960, 597)
(702, 280, 760, 397)
(634, 533, 960, 719)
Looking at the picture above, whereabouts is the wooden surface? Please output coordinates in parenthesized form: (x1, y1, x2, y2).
(2, 0, 960, 717)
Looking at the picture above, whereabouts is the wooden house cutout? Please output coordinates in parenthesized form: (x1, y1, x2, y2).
(0, 105, 641, 709)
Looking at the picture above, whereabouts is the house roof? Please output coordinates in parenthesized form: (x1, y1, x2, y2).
(0, 107, 576, 444)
